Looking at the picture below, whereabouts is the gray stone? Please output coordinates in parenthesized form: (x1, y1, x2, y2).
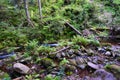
(77, 64, 86, 69)
(93, 69, 116, 80)
(105, 51, 111, 56)
(13, 63, 30, 74)
(87, 62, 99, 70)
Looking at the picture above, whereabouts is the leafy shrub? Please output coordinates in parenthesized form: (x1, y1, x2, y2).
(72, 35, 100, 46)
(72, 35, 90, 46)
(0, 27, 28, 49)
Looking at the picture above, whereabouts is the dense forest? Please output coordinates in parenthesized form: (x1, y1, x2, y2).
(0, 0, 120, 80)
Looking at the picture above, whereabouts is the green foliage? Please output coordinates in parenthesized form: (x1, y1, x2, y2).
(25, 74, 40, 80)
(26, 40, 38, 51)
(60, 58, 69, 66)
(0, 73, 11, 80)
(45, 74, 61, 80)
(37, 46, 56, 53)
(1, 0, 119, 47)
(1, 0, 119, 79)
(72, 35, 90, 46)
(72, 45, 80, 50)
(89, 39, 100, 46)
(59, 40, 73, 46)
(0, 27, 28, 49)
(72, 35, 100, 46)
(113, 0, 120, 5)
(24, 40, 39, 58)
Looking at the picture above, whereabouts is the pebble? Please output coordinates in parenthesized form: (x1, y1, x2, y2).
(87, 62, 99, 70)
(61, 52, 66, 57)
(105, 51, 111, 56)
(98, 48, 106, 53)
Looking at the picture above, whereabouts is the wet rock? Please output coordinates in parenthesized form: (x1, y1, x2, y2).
(93, 69, 116, 80)
(87, 62, 99, 70)
(92, 56, 100, 64)
(68, 49, 74, 56)
(111, 45, 120, 52)
(98, 47, 106, 53)
(76, 56, 85, 64)
(56, 53, 61, 58)
(114, 51, 120, 57)
(77, 64, 86, 69)
(105, 51, 111, 56)
(82, 76, 90, 80)
(13, 63, 30, 74)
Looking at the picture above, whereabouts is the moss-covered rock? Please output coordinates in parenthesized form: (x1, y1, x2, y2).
(40, 58, 56, 68)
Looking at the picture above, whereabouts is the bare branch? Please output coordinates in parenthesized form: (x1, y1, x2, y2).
(65, 22, 82, 35)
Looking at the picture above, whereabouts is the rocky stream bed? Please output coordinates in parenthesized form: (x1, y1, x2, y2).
(0, 28, 120, 80)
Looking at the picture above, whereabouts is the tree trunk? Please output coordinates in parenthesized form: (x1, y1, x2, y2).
(38, 0, 42, 19)
(23, 0, 34, 27)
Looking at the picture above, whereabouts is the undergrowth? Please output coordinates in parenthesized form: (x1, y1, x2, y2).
(0, 0, 120, 80)
(0, 0, 120, 49)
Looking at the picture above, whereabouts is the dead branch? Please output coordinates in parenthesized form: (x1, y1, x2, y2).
(65, 22, 82, 35)
(53, 46, 70, 54)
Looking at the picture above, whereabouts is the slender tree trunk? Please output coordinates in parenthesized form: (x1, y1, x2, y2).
(38, 0, 42, 19)
(23, 0, 34, 27)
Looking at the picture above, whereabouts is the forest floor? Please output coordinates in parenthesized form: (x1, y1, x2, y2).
(0, 27, 120, 80)
(0, 0, 120, 80)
